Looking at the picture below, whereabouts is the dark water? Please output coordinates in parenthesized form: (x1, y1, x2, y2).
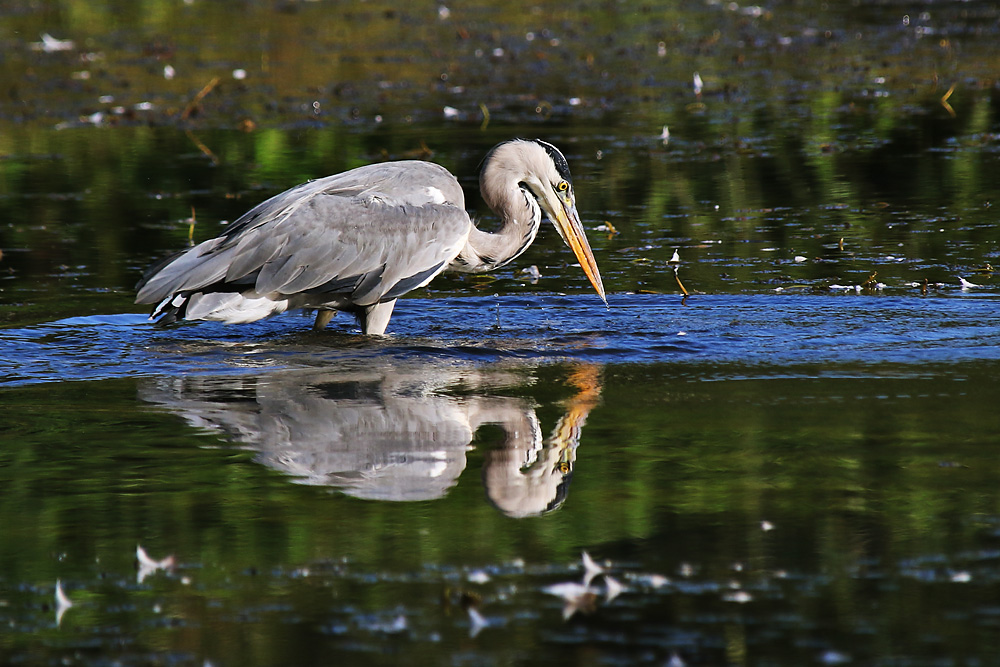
(3, 1, 1000, 665)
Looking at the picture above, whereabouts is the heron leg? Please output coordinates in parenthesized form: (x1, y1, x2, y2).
(313, 309, 335, 330)
(361, 300, 397, 335)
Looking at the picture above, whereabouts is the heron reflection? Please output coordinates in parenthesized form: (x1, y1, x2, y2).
(139, 363, 601, 517)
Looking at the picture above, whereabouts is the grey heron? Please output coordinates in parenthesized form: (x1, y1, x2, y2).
(136, 139, 606, 334)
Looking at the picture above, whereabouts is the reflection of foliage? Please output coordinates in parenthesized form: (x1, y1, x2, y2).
(2, 361, 1000, 662)
(3, 362, 998, 576)
(1, 1, 998, 316)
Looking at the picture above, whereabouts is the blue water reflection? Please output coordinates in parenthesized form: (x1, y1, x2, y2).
(4, 293, 1000, 386)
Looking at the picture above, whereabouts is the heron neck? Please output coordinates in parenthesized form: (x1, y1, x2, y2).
(456, 184, 541, 273)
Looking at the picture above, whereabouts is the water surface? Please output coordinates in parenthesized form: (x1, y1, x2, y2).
(3, 1, 1000, 665)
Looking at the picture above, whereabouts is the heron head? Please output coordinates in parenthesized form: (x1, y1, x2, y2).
(482, 139, 607, 304)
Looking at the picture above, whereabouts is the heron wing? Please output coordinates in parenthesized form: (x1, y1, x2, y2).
(136, 161, 470, 309)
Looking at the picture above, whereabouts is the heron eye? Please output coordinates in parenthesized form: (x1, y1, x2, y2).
(556, 180, 569, 193)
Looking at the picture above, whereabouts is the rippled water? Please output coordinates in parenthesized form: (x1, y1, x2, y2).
(4, 0, 1000, 664)
(4, 292, 1000, 387)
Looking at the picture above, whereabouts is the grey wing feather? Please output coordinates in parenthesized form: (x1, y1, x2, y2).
(136, 161, 470, 309)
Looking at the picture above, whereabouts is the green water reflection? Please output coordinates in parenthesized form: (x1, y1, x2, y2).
(3, 360, 1000, 664)
(3, 1, 1000, 321)
(3, 115, 999, 328)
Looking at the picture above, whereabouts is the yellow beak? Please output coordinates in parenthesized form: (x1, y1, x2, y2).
(548, 195, 607, 304)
